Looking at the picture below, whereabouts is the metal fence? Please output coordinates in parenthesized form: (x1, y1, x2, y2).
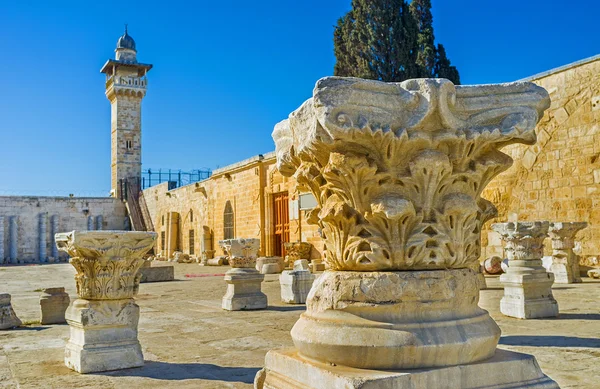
(141, 168, 212, 190)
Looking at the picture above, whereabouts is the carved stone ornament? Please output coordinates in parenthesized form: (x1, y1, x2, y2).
(548, 221, 587, 283)
(218, 238, 260, 268)
(256, 77, 558, 389)
(55, 231, 157, 300)
(274, 77, 550, 271)
(491, 222, 558, 319)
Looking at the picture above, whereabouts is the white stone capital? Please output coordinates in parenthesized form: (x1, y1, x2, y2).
(55, 231, 156, 300)
(274, 77, 550, 271)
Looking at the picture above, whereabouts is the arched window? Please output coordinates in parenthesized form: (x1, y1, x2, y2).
(190, 209, 194, 223)
(223, 201, 234, 240)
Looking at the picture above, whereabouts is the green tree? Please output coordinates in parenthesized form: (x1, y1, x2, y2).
(333, 0, 419, 82)
(333, 0, 460, 84)
(434, 44, 461, 84)
(409, 0, 436, 77)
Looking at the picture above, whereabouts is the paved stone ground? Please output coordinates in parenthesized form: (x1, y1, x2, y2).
(0, 263, 598, 388)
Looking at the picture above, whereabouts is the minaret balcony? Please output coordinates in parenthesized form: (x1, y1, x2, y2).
(106, 76, 148, 90)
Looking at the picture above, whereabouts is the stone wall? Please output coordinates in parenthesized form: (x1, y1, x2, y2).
(0, 196, 127, 264)
(143, 153, 324, 260)
(482, 56, 600, 266)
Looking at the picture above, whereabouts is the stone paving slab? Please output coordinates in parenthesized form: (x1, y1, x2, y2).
(0, 263, 598, 388)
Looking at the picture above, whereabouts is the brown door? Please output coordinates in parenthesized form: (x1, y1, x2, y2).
(273, 192, 290, 257)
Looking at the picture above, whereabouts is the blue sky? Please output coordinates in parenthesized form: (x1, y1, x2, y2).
(0, 0, 598, 195)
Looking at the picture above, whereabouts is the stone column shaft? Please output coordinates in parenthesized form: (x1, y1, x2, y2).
(50, 215, 59, 260)
(9, 216, 17, 264)
(0, 216, 5, 264)
(39, 213, 47, 263)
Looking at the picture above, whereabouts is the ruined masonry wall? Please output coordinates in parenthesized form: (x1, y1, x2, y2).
(482, 58, 600, 266)
(0, 197, 127, 263)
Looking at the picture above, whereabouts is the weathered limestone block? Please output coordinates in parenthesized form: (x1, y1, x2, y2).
(280, 270, 314, 304)
(548, 222, 587, 283)
(206, 257, 225, 266)
(172, 251, 192, 263)
(588, 268, 600, 279)
(492, 222, 559, 319)
(256, 256, 283, 274)
(309, 259, 325, 273)
(139, 261, 175, 283)
(0, 294, 21, 330)
(484, 256, 503, 274)
(257, 77, 557, 388)
(292, 259, 309, 271)
(39, 287, 70, 324)
(220, 238, 267, 311)
(283, 242, 312, 269)
(55, 230, 156, 373)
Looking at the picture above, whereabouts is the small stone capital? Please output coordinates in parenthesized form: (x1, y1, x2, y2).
(55, 231, 156, 300)
(491, 222, 549, 260)
(548, 222, 587, 249)
(218, 238, 260, 268)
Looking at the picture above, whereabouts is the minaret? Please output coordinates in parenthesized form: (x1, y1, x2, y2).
(100, 26, 152, 198)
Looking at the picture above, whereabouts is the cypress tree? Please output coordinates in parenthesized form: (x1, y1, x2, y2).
(434, 44, 461, 84)
(409, 0, 436, 77)
(333, 0, 460, 84)
(333, 0, 418, 82)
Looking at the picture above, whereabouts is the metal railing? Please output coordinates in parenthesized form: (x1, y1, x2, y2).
(141, 168, 212, 190)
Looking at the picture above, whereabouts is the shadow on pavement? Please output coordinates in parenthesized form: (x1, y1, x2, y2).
(499, 335, 600, 348)
(102, 361, 260, 383)
(550, 313, 600, 320)
(266, 305, 306, 312)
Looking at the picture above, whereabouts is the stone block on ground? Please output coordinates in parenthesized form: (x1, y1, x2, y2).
(292, 259, 309, 271)
(280, 270, 315, 304)
(139, 263, 175, 283)
(0, 293, 22, 330)
(40, 287, 70, 324)
(222, 268, 267, 311)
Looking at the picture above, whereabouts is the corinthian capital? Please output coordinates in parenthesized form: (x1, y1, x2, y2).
(55, 231, 157, 299)
(274, 77, 549, 271)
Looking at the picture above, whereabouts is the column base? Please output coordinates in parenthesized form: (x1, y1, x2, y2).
(255, 349, 559, 389)
(65, 341, 143, 374)
(500, 261, 559, 319)
(549, 263, 581, 284)
(222, 268, 267, 311)
(65, 298, 143, 373)
(292, 270, 500, 369)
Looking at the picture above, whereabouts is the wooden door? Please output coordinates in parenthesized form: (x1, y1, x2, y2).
(273, 192, 290, 257)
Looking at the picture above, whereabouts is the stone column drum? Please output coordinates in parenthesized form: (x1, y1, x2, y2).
(548, 222, 587, 284)
(492, 222, 559, 319)
(55, 230, 156, 373)
(40, 287, 70, 324)
(219, 238, 267, 311)
(255, 77, 558, 388)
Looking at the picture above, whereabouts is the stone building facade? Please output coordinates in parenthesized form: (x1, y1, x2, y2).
(0, 197, 127, 264)
(146, 55, 600, 270)
(482, 55, 600, 266)
(143, 153, 323, 259)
